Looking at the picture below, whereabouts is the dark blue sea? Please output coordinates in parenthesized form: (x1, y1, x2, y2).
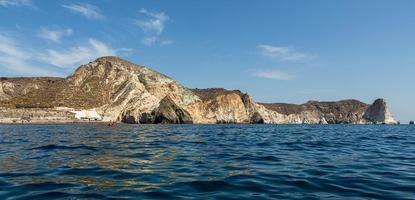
(0, 124, 414, 199)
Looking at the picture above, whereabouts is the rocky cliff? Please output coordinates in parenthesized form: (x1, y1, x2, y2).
(258, 100, 373, 124)
(0, 56, 397, 124)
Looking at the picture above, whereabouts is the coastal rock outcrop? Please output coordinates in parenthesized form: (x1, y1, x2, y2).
(139, 96, 193, 124)
(0, 56, 398, 124)
(257, 100, 367, 124)
(363, 99, 396, 124)
(189, 88, 261, 123)
(256, 99, 397, 124)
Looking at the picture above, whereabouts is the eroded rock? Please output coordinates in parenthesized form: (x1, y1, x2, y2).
(363, 99, 397, 124)
(153, 96, 193, 124)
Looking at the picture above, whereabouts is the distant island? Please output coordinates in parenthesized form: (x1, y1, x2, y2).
(0, 56, 397, 124)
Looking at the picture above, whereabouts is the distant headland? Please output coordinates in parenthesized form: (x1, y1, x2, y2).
(0, 56, 397, 124)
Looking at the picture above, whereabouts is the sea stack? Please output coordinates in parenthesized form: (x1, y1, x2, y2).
(410, 121, 414, 125)
(363, 98, 397, 124)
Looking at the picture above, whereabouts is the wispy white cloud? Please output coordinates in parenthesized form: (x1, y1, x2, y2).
(0, 34, 29, 60)
(0, 32, 132, 76)
(0, 33, 62, 76)
(253, 70, 295, 80)
(257, 45, 315, 62)
(135, 8, 170, 46)
(135, 8, 168, 35)
(38, 27, 73, 43)
(0, 0, 31, 7)
(62, 3, 104, 20)
(39, 38, 116, 68)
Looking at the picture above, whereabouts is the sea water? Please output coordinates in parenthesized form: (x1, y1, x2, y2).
(0, 124, 414, 199)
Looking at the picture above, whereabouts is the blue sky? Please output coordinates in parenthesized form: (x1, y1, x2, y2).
(0, 0, 414, 122)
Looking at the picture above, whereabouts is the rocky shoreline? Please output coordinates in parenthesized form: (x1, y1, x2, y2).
(0, 56, 398, 125)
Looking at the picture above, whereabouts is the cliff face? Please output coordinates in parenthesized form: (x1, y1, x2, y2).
(187, 88, 260, 123)
(0, 57, 200, 122)
(257, 99, 396, 124)
(363, 99, 397, 124)
(0, 56, 398, 124)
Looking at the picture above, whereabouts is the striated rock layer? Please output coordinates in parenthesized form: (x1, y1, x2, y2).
(0, 56, 397, 124)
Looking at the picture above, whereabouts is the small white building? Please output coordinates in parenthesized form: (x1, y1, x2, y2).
(70, 109, 102, 121)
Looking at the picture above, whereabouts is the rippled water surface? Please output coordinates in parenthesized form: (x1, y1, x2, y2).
(1, 124, 415, 199)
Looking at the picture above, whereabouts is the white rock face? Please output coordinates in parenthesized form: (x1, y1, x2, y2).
(363, 99, 397, 124)
(254, 99, 398, 124)
(65, 57, 201, 122)
(319, 117, 328, 124)
(0, 82, 13, 101)
(63, 57, 258, 124)
(255, 104, 321, 124)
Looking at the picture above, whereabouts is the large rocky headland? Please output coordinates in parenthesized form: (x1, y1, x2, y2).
(0, 56, 397, 124)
